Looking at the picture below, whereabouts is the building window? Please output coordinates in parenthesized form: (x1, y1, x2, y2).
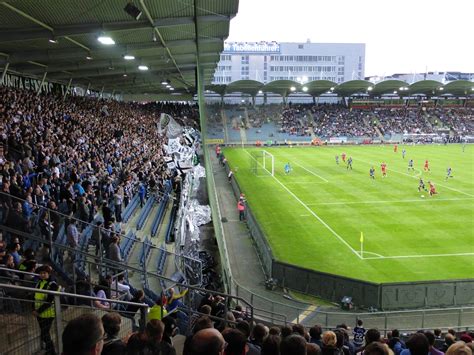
(241, 55, 249, 64)
(298, 44, 304, 49)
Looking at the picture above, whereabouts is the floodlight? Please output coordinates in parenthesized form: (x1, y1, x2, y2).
(124, 3, 142, 20)
(302, 86, 308, 92)
(98, 36, 115, 45)
(138, 65, 149, 71)
(290, 86, 296, 91)
(330, 87, 335, 91)
(439, 87, 444, 90)
(123, 55, 135, 60)
(86, 55, 93, 60)
(169, 87, 174, 91)
(48, 37, 58, 44)
(258, 90, 263, 94)
(393, 91, 397, 94)
(367, 86, 373, 91)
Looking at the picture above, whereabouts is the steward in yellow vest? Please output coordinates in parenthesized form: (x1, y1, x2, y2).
(33, 265, 58, 355)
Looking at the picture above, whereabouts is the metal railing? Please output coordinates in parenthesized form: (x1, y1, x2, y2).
(0, 282, 149, 355)
(204, 143, 474, 332)
(0, 223, 255, 326)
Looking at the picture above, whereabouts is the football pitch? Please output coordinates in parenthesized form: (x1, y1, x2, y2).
(223, 144, 474, 283)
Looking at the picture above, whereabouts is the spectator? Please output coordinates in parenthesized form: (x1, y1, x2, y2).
(402, 333, 430, 355)
(101, 312, 127, 355)
(388, 329, 406, 355)
(446, 342, 472, 355)
(281, 334, 307, 355)
(262, 334, 281, 355)
(62, 313, 104, 355)
(322, 331, 339, 355)
(307, 343, 322, 355)
(425, 331, 444, 355)
(364, 342, 390, 355)
(127, 319, 176, 355)
(108, 235, 122, 263)
(223, 328, 248, 355)
(190, 328, 226, 355)
(353, 320, 366, 350)
(33, 265, 58, 355)
(310, 325, 323, 347)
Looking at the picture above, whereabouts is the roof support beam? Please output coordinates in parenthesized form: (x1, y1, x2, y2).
(0, 38, 221, 65)
(139, 0, 191, 87)
(14, 53, 218, 75)
(0, 1, 90, 52)
(0, 15, 229, 43)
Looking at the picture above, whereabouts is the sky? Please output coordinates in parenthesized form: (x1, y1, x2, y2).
(227, 0, 474, 77)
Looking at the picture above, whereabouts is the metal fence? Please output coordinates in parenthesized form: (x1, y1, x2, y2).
(0, 283, 148, 355)
(207, 151, 474, 331)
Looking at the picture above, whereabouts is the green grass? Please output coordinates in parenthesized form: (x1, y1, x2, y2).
(223, 144, 474, 283)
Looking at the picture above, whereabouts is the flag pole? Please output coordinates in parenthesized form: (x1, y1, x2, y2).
(360, 232, 364, 258)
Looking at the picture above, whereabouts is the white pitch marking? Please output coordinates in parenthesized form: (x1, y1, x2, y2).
(306, 197, 474, 206)
(355, 157, 474, 198)
(291, 160, 329, 182)
(244, 149, 363, 259)
(362, 252, 474, 260)
(361, 251, 384, 258)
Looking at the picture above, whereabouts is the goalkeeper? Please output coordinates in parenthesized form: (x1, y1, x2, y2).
(284, 162, 292, 174)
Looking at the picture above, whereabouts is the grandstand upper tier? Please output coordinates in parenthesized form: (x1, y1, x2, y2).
(209, 103, 474, 143)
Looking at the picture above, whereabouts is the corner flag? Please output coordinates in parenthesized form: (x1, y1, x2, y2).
(360, 232, 364, 243)
(360, 232, 364, 258)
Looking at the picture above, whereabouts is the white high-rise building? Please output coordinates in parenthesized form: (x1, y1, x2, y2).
(213, 41, 365, 85)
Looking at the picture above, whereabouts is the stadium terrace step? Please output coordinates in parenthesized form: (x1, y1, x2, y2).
(136, 196, 156, 230)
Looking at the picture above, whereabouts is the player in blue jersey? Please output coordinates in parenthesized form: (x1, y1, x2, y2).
(418, 178, 427, 192)
(335, 155, 339, 165)
(445, 167, 453, 181)
(346, 157, 353, 170)
(408, 159, 414, 172)
(402, 149, 406, 159)
(369, 167, 375, 179)
(284, 162, 291, 174)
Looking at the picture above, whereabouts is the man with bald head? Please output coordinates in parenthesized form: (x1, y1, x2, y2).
(190, 328, 226, 355)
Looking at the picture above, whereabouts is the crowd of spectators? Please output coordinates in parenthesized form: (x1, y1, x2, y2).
(0, 85, 199, 262)
(429, 108, 474, 135)
(59, 311, 474, 355)
(217, 103, 473, 139)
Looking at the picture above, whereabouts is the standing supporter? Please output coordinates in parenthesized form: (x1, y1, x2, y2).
(62, 313, 104, 355)
(127, 319, 176, 355)
(353, 320, 366, 350)
(101, 312, 127, 355)
(33, 265, 58, 355)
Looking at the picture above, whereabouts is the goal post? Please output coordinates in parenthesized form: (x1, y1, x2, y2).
(250, 150, 274, 176)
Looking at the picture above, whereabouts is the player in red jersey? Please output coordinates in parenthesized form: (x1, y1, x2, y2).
(394, 144, 398, 153)
(429, 181, 437, 196)
(341, 153, 346, 163)
(424, 159, 430, 172)
(381, 162, 387, 177)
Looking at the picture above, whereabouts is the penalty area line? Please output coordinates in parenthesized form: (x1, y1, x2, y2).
(291, 160, 329, 182)
(362, 252, 474, 260)
(244, 149, 363, 260)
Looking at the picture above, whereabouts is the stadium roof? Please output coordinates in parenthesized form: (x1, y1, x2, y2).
(371, 80, 408, 96)
(203, 79, 474, 98)
(442, 80, 474, 96)
(0, 0, 238, 95)
(408, 80, 443, 96)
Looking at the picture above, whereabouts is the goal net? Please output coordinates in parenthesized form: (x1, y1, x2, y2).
(250, 150, 274, 176)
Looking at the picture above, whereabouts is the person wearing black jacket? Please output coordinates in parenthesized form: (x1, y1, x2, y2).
(33, 265, 59, 355)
